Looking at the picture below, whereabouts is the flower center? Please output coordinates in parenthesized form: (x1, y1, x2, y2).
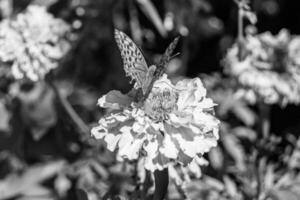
(144, 88, 178, 121)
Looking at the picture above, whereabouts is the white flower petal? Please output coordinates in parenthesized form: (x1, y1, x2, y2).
(91, 126, 107, 139)
(159, 133, 178, 159)
(118, 130, 145, 160)
(187, 159, 202, 178)
(104, 134, 121, 151)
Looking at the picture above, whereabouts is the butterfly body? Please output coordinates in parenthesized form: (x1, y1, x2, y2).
(114, 29, 179, 101)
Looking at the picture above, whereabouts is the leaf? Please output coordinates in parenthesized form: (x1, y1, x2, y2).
(288, 140, 300, 169)
(113, 195, 128, 200)
(54, 174, 71, 197)
(0, 99, 10, 132)
(275, 173, 293, 188)
(136, 0, 167, 37)
(223, 175, 238, 197)
(203, 176, 225, 191)
(243, 10, 257, 24)
(232, 127, 256, 141)
(21, 184, 51, 197)
(264, 164, 275, 190)
(208, 146, 224, 170)
(32, 0, 59, 7)
(231, 102, 256, 126)
(267, 189, 300, 200)
(76, 188, 89, 200)
(90, 160, 109, 179)
(222, 132, 246, 172)
(0, 160, 65, 199)
(268, 173, 300, 200)
(184, 178, 226, 200)
(0, 0, 12, 18)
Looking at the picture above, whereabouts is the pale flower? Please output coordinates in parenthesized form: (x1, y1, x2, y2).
(0, 5, 71, 81)
(92, 74, 220, 172)
(224, 29, 300, 105)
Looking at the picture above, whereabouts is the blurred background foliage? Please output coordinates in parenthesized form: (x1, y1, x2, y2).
(1, 0, 300, 200)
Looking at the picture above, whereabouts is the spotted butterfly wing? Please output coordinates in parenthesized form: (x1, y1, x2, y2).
(158, 36, 180, 70)
(114, 29, 155, 94)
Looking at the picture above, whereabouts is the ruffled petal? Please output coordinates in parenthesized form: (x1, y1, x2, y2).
(91, 112, 135, 151)
(151, 152, 171, 171)
(104, 134, 122, 151)
(117, 127, 146, 160)
(159, 133, 179, 159)
(143, 126, 171, 171)
(187, 159, 202, 178)
(143, 136, 160, 171)
(176, 78, 207, 111)
(192, 111, 220, 135)
(177, 149, 193, 165)
(169, 112, 193, 127)
(164, 123, 218, 159)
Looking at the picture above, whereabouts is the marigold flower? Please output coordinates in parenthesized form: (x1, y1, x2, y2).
(224, 29, 300, 105)
(92, 74, 220, 171)
(0, 5, 71, 81)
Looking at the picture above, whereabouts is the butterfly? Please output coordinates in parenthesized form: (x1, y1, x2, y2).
(114, 29, 179, 98)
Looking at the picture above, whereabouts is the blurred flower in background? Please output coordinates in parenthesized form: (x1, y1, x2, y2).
(0, 5, 71, 81)
(92, 74, 219, 172)
(224, 29, 300, 106)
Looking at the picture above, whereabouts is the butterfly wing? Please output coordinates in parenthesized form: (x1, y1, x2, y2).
(114, 29, 151, 94)
(158, 36, 180, 69)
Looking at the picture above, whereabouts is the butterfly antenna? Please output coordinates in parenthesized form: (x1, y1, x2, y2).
(170, 52, 180, 59)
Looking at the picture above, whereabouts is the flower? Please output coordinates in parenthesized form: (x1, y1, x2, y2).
(92, 74, 220, 172)
(224, 29, 300, 105)
(0, 5, 71, 81)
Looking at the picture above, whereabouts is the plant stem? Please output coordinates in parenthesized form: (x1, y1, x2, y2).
(48, 81, 90, 134)
(255, 103, 270, 199)
(141, 170, 152, 199)
(237, 0, 244, 61)
(255, 157, 261, 200)
(258, 103, 271, 139)
(153, 168, 169, 200)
